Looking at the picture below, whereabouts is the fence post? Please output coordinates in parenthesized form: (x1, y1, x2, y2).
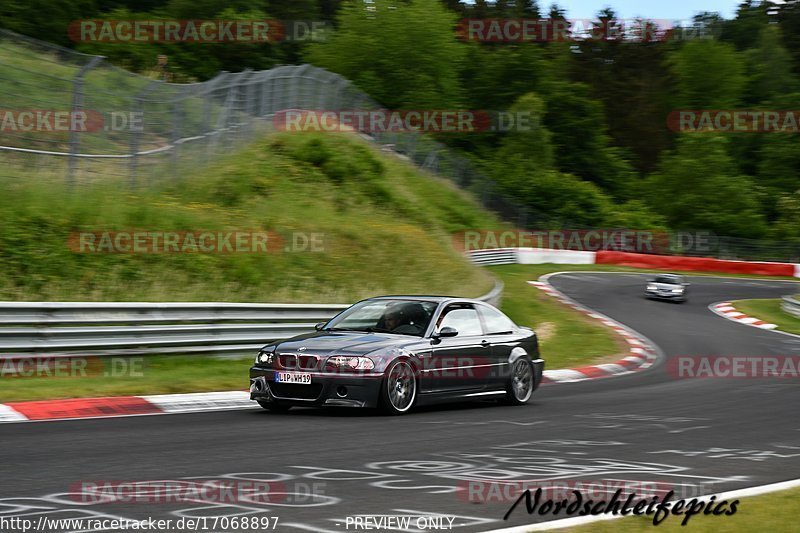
(129, 80, 160, 188)
(209, 72, 233, 155)
(67, 56, 103, 187)
(170, 99, 180, 174)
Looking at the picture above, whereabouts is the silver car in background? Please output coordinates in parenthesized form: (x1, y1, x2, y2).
(645, 274, 690, 303)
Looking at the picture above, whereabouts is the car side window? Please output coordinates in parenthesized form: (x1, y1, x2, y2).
(438, 305, 483, 336)
(477, 305, 516, 334)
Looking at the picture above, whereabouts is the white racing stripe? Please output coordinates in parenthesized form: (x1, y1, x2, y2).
(543, 369, 590, 382)
(709, 301, 778, 331)
(594, 363, 629, 375)
(622, 355, 645, 364)
(0, 404, 27, 422)
(141, 391, 256, 413)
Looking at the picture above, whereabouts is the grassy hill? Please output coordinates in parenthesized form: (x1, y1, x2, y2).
(0, 131, 501, 302)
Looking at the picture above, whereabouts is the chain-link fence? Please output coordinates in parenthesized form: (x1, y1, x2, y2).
(2, 29, 799, 262)
(0, 29, 525, 217)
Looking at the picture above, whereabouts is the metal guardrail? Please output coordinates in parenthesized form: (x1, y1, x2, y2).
(782, 295, 800, 319)
(467, 249, 518, 266)
(0, 282, 503, 358)
(0, 302, 348, 325)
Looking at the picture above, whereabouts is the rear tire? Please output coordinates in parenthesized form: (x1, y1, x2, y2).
(258, 400, 291, 413)
(503, 358, 534, 405)
(380, 359, 417, 415)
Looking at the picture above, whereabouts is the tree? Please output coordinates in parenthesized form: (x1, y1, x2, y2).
(668, 39, 745, 109)
(491, 92, 554, 179)
(645, 135, 767, 238)
(541, 81, 636, 197)
(768, 190, 800, 247)
(461, 43, 549, 111)
(487, 92, 621, 227)
(730, 26, 799, 179)
(307, 0, 465, 109)
(721, 0, 771, 51)
(510, 0, 541, 18)
(755, 92, 800, 219)
(0, 0, 97, 46)
(779, 0, 800, 76)
(744, 24, 798, 105)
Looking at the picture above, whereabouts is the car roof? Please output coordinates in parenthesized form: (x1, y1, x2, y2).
(365, 295, 489, 305)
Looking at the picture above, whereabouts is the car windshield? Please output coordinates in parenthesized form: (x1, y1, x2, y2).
(654, 276, 681, 284)
(325, 299, 438, 337)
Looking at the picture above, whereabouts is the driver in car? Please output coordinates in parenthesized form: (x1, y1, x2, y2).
(382, 304, 426, 335)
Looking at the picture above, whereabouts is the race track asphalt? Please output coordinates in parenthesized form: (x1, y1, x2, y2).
(2, 272, 799, 532)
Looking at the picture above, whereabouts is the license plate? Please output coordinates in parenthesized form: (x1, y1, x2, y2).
(275, 371, 311, 385)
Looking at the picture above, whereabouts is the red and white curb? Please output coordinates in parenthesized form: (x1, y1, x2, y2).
(530, 277, 659, 384)
(0, 281, 661, 424)
(0, 391, 255, 424)
(710, 301, 777, 330)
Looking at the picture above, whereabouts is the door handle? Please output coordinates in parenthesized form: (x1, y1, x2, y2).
(481, 340, 490, 347)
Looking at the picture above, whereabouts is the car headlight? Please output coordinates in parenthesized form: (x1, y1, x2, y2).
(256, 350, 275, 365)
(326, 356, 375, 371)
(672, 287, 684, 293)
(647, 284, 656, 291)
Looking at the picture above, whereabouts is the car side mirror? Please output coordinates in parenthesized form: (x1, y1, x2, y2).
(434, 326, 458, 338)
(315, 322, 326, 331)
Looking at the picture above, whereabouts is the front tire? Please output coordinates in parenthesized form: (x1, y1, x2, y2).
(258, 400, 291, 413)
(503, 358, 534, 405)
(380, 359, 417, 415)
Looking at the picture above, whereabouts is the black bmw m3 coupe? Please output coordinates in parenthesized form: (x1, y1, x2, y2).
(250, 296, 544, 415)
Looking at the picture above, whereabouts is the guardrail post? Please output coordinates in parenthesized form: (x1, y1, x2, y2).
(782, 295, 800, 319)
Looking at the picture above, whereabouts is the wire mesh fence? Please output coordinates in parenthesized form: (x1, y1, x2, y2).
(1, 28, 798, 262)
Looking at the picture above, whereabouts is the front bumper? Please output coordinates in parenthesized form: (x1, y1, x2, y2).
(645, 290, 686, 301)
(531, 358, 545, 390)
(249, 366, 384, 408)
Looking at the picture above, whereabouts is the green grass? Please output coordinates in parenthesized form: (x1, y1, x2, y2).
(0, 131, 500, 302)
(0, 355, 253, 402)
(734, 298, 800, 335)
(559, 486, 800, 532)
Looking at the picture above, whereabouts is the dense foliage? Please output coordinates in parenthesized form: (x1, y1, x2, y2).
(3, 0, 800, 242)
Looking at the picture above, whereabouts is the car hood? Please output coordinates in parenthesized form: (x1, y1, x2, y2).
(270, 331, 422, 357)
